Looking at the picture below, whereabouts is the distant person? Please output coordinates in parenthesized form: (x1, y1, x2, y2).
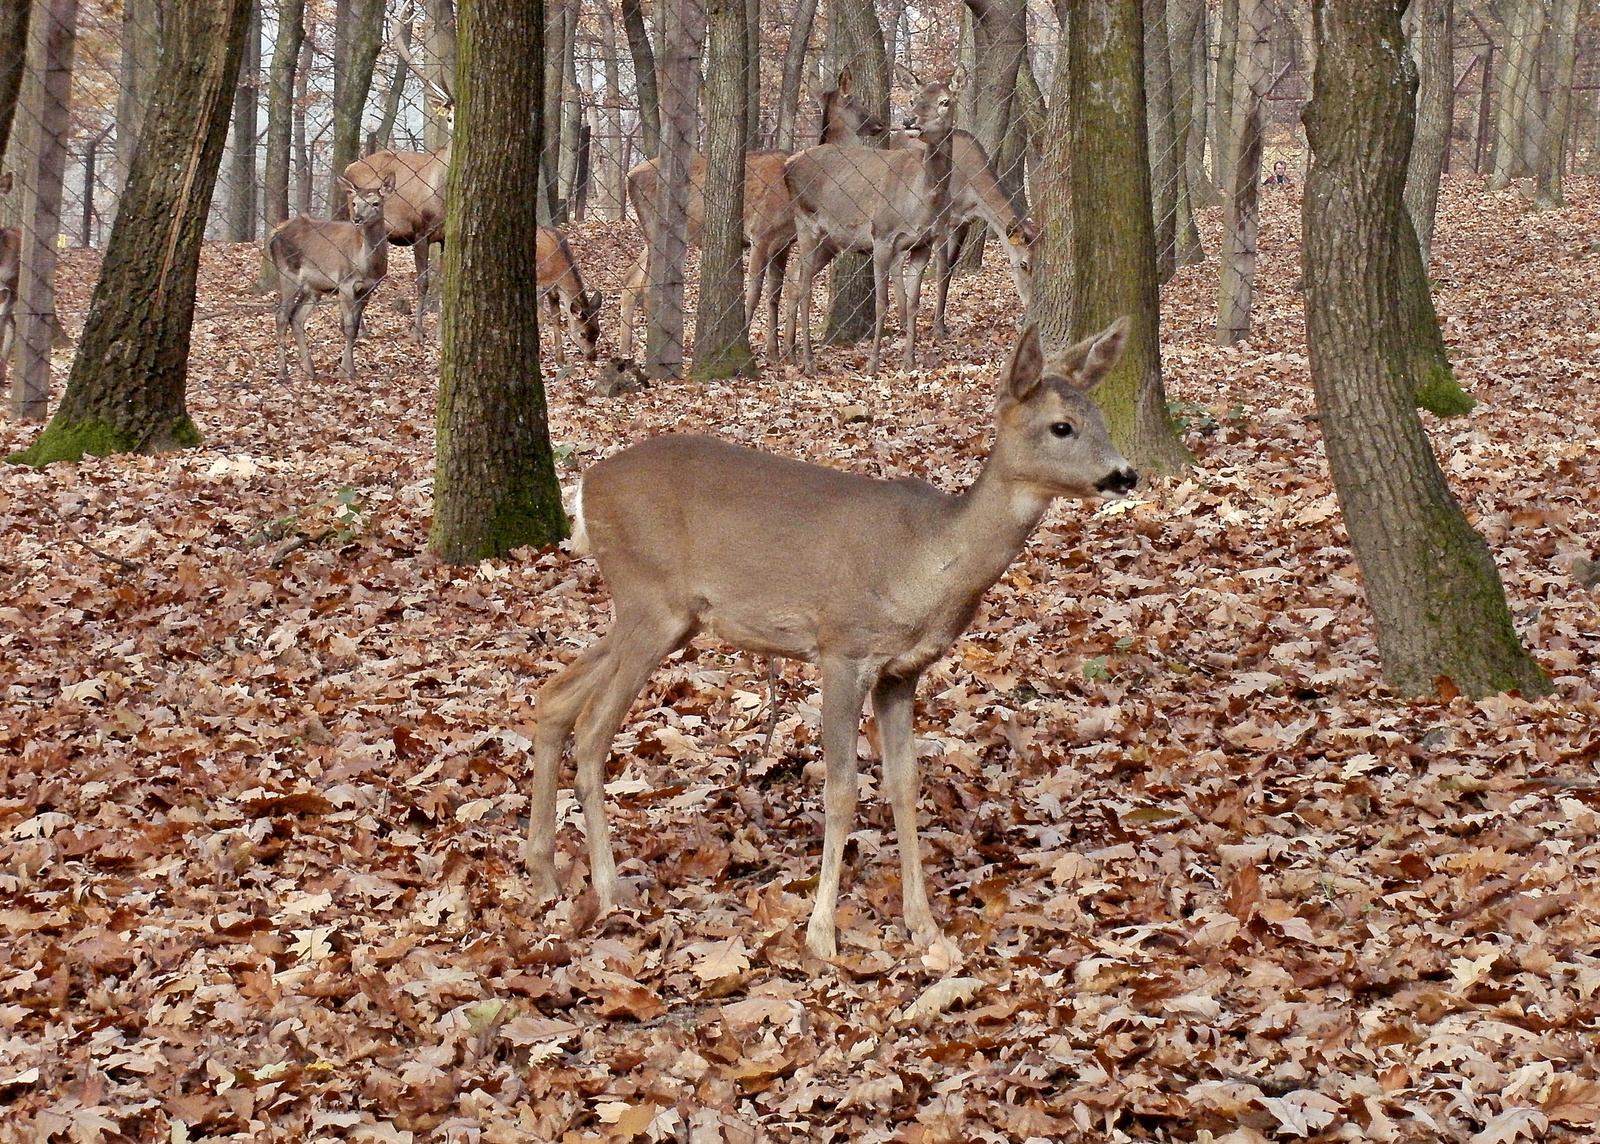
(1264, 160, 1293, 188)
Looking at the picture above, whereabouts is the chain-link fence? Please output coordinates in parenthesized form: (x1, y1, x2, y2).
(1, 0, 1596, 413)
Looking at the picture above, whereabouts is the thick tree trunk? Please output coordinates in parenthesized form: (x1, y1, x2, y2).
(0, 0, 31, 165)
(643, 0, 703, 377)
(1043, 0, 1189, 475)
(774, 0, 818, 151)
(113, 0, 159, 197)
(1301, 0, 1547, 700)
(8, 0, 251, 463)
(1489, 0, 1544, 191)
(1403, 0, 1451, 261)
(326, 0, 384, 217)
(621, 0, 659, 158)
(692, 0, 755, 378)
(229, 0, 259, 241)
(1143, 0, 1178, 283)
(431, 0, 565, 559)
(1029, 0, 1073, 352)
(823, 0, 889, 345)
(1210, 0, 1238, 194)
(8, 0, 77, 422)
(1534, 0, 1580, 209)
(1215, 0, 1267, 346)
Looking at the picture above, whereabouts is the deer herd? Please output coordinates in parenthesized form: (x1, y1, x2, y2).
(265, 72, 1039, 384)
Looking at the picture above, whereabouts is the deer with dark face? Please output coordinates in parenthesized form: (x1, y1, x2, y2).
(536, 226, 603, 365)
(524, 321, 1139, 962)
(0, 173, 17, 388)
(785, 81, 959, 375)
(928, 130, 1038, 339)
(618, 74, 885, 359)
(268, 176, 395, 382)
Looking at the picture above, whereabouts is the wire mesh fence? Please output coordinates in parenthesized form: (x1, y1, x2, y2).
(1, 0, 1597, 415)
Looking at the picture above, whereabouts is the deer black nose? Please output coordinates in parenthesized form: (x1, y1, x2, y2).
(1096, 467, 1138, 494)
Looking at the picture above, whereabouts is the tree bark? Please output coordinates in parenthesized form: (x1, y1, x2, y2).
(431, 0, 565, 558)
(326, 0, 384, 217)
(955, 0, 1027, 274)
(592, 0, 627, 218)
(113, 0, 160, 197)
(560, 2, 584, 209)
(0, 0, 31, 165)
(1534, 0, 1580, 209)
(540, 0, 570, 222)
(369, 14, 410, 152)
(8, 0, 77, 423)
(229, 0, 259, 241)
(1169, 0, 1205, 261)
(8, 0, 252, 462)
(643, 0, 703, 377)
(692, 0, 755, 378)
(1029, 0, 1073, 352)
(421, 0, 456, 152)
(1488, 0, 1544, 190)
(1143, 0, 1178, 283)
(1210, 0, 1238, 194)
(293, 14, 312, 213)
(823, 0, 889, 345)
(620, 0, 659, 158)
(774, 0, 819, 152)
(1215, 0, 1267, 346)
(1403, 0, 1451, 260)
(745, 0, 761, 149)
(1301, 0, 1547, 700)
(1040, 0, 1189, 475)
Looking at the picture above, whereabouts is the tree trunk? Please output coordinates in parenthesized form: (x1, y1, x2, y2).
(643, 0, 703, 377)
(369, 14, 410, 152)
(823, 0, 889, 345)
(1534, 0, 1580, 209)
(293, 15, 312, 213)
(229, 0, 259, 241)
(540, 0, 570, 222)
(955, 0, 1027, 274)
(7, 0, 252, 462)
(257, 0, 302, 291)
(692, 0, 755, 378)
(560, 3, 583, 209)
(1169, 0, 1205, 261)
(1215, 0, 1267, 346)
(1048, 0, 1189, 475)
(1143, 0, 1178, 283)
(431, 0, 566, 559)
(621, 0, 659, 158)
(1403, 0, 1451, 260)
(0, 0, 31, 165)
(1489, 0, 1544, 190)
(745, 0, 761, 149)
(1302, 0, 1548, 699)
(775, 0, 819, 152)
(1029, 0, 1073, 352)
(593, 0, 626, 217)
(8, 0, 77, 423)
(325, 0, 384, 217)
(1210, 0, 1238, 193)
(421, 0, 456, 152)
(113, 0, 159, 197)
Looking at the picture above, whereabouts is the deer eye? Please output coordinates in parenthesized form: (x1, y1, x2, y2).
(1050, 421, 1075, 439)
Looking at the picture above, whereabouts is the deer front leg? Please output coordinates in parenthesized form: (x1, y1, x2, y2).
(339, 287, 367, 380)
(868, 243, 892, 375)
(619, 249, 647, 359)
(932, 230, 958, 341)
(807, 657, 873, 959)
(872, 674, 946, 953)
(290, 294, 316, 381)
(412, 240, 432, 343)
(900, 246, 932, 371)
(545, 295, 568, 366)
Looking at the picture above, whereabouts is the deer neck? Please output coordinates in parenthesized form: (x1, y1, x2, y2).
(938, 454, 1056, 592)
(360, 212, 389, 258)
(920, 129, 955, 224)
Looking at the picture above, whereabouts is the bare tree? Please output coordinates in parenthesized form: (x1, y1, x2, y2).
(113, 0, 160, 195)
(326, 0, 385, 217)
(1403, 0, 1452, 261)
(642, 0, 704, 377)
(620, 0, 659, 158)
(1210, 0, 1238, 193)
(1144, 0, 1178, 282)
(1215, 0, 1268, 346)
(1302, 0, 1548, 699)
(1534, 0, 1581, 209)
(1489, 0, 1544, 190)
(230, 0, 260, 241)
(431, 0, 567, 558)
(823, 0, 890, 344)
(8, 0, 253, 462)
(774, 0, 820, 151)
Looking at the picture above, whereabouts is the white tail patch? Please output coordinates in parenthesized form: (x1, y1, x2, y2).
(565, 480, 591, 555)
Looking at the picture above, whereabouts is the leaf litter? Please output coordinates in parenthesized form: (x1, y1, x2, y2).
(0, 180, 1598, 1142)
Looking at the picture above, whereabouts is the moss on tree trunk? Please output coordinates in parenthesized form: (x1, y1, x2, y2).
(8, 0, 251, 466)
(1302, 0, 1548, 700)
(429, 0, 567, 561)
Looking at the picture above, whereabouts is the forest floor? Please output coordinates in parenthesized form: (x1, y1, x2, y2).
(1, 178, 1599, 1144)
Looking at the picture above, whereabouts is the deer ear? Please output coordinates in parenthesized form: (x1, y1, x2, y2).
(588, 289, 604, 309)
(836, 67, 853, 95)
(948, 70, 966, 96)
(1069, 317, 1130, 390)
(895, 62, 922, 90)
(1005, 325, 1044, 402)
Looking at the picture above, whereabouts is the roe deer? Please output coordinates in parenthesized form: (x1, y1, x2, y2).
(344, 147, 447, 344)
(786, 81, 958, 375)
(928, 131, 1038, 339)
(536, 226, 603, 365)
(618, 76, 885, 359)
(268, 176, 394, 382)
(525, 321, 1139, 960)
(0, 173, 17, 388)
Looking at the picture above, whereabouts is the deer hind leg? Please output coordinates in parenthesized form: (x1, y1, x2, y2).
(288, 292, 317, 381)
(868, 242, 894, 375)
(932, 232, 957, 341)
(339, 288, 369, 380)
(805, 656, 873, 959)
(412, 241, 432, 343)
(766, 242, 791, 359)
(544, 294, 568, 365)
(872, 674, 947, 955)
(619, 249, 647, 359)
(566, 610, 694, 911)
(899, 246, 932, 371)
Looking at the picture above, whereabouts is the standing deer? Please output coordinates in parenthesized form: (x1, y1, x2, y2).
(525, 321, 1139, 961)
(268, 176, 395, 382)
(929, 131, 1038, 339)
(0, 173, 17, 389)
(536, 226, 604, 364)
(786, 81, 958, 375)
(618, 76, 884, 359)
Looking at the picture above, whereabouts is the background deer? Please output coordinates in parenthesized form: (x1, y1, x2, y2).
(618, 76, 884, 359)
(268, 176, 394, 382)
(536, 226, 603, 365)
(525, 321, 1139, 961)
(929, 131, 1038, 339)
(0, 173, 16, 388)
(785, 81, 958, 375)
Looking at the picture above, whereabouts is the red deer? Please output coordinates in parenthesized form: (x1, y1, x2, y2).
(785, 81, 958, 375)
(0, 173, 16, 389)
(524, 322, 1139, 960)
(618, 77, 884, 359)
(536, 226, 603, 365)
(268, 176, 395, 382)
